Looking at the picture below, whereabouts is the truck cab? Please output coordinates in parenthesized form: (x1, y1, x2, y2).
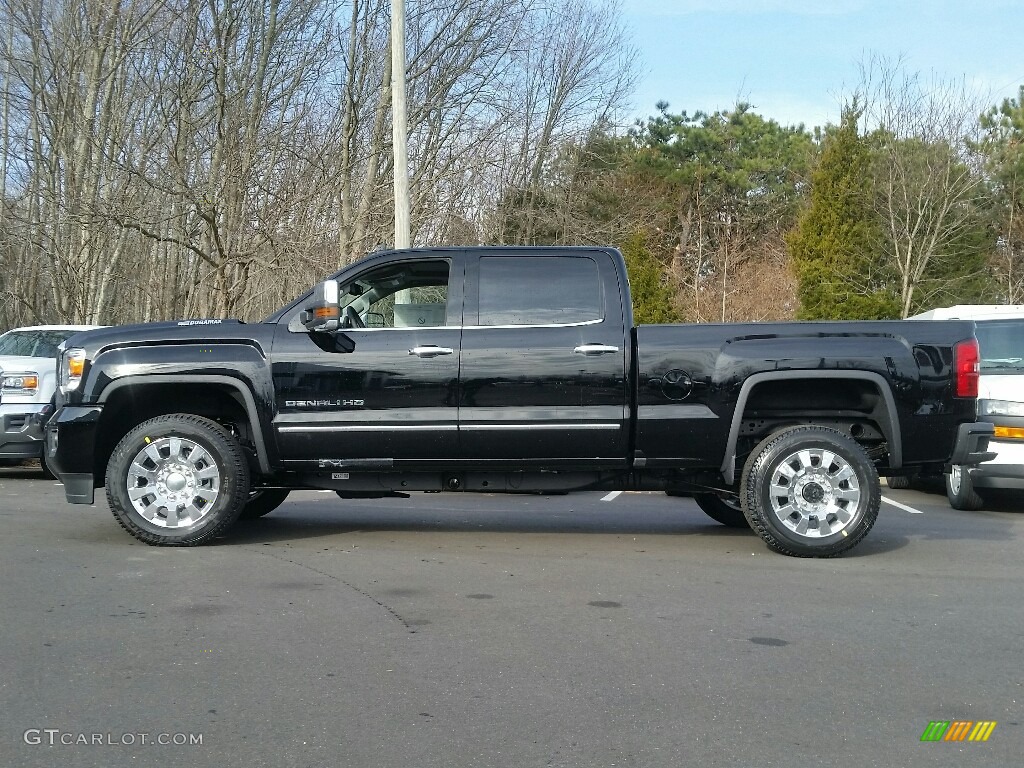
(270, 247, 630, 470)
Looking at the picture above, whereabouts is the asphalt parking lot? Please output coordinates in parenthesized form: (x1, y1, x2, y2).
(1, 467, 1021, 768)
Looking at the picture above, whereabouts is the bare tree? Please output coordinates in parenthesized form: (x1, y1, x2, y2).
(0, 0, 641, 328)
(859, 57, 991, 317)
(1, 0, 168, 323)
(486, 0, 637, 244)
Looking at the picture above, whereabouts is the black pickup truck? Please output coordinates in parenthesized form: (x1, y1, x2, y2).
(46, 247, 993, 557)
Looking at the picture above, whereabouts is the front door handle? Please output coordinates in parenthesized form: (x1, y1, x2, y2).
(573, 344, 620, 356)
(409, 345, 454, 358)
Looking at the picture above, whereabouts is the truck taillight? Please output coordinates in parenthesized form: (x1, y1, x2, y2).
(954, 338, 980, 398)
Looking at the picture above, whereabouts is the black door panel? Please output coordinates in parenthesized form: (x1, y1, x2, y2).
(271, 256, 463, 466)
(458, 251, 629, 465)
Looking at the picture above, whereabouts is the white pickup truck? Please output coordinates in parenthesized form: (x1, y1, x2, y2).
(0, 325, 103, 476)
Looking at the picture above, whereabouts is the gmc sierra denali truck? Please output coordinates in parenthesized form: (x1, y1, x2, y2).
(45, 247, 993, 557)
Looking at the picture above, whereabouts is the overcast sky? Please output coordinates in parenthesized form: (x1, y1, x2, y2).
(621, 0, 1024, 128)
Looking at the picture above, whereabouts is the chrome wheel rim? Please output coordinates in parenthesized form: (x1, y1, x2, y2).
(126, 437, 221, 528)
(949, 465, 962, 494)
(769, 448, 861, 539)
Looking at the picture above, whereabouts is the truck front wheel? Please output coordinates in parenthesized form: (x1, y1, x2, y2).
(740, 426, 880, 557)
(105, 414, 250, 545)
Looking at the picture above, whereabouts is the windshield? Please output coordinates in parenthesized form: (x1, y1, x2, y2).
(976, 320, 1024, 373)
(0, 330, 81, 358)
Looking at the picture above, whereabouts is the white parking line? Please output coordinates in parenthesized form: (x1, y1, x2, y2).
(882, 495, 923, 514)
(600, 491, 622, 502)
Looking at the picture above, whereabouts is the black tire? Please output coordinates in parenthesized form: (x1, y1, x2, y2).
(693, 493, 750, 528)
(885, 475, 911, 490)
(105, 414, 250, 546)
(238, 488, 291, 520)
(740, 425, 880, 557)
(40, 452, 58, 480)
(945, 465, 984, 511)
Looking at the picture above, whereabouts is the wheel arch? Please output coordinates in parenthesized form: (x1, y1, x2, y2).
(720, 370, 901, 485)
(94, 376, 272, 481)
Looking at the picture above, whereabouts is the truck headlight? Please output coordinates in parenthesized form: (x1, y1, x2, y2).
(61, 348, 87, 393)
(1, 372, 39, 394)
(979, 399, 1024, 417)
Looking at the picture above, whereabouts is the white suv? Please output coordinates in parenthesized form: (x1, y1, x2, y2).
(912, 305, 1024, 509)
(0, 325, 104, 476)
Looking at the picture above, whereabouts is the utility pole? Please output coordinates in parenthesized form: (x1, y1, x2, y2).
(391, 0, 410, 250)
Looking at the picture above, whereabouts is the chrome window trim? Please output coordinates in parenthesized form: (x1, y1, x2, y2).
(333, 317, 605, 333)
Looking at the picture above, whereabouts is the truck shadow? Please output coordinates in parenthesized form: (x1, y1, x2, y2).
(220, 496, 925, 557)
(0, 462, 47, 480)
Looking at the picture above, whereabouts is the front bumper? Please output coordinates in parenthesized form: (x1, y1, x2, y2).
(0, 402, 50, 459)
(45, 405, 103, 504)
(947, 421, 996, 469)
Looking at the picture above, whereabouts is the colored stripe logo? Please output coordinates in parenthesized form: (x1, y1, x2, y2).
(921, 721, 997, 742)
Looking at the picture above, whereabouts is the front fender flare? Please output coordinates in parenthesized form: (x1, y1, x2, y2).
(97, 375, 272, 474)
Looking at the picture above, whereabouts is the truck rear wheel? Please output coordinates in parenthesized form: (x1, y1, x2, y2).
(740, 425, 880, 557)
(693, 493, 749, 528)
(105, 414, 250, 546)
(885, 475, 911, 490)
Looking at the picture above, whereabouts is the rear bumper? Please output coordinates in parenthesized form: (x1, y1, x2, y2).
(947, 422, 996, 468)
(45, 405, 102, 504)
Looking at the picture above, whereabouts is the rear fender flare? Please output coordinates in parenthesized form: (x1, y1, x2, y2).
(720, 370, 901, 485)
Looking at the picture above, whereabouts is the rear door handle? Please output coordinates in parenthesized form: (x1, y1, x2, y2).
(573, 344, 620, 356)
(409, 346, 454, 358)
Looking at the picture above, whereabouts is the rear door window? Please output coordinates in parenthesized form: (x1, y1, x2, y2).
(477, 256, 602, 326)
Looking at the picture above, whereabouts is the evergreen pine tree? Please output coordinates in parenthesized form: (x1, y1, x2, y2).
(621, 232, 681, 324)
(788, 107, 900, 319)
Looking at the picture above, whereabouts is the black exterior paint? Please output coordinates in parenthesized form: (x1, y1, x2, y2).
(457, 249, 630, 465)
(46, 246, 986, 498)
(633, 322, 977, 471)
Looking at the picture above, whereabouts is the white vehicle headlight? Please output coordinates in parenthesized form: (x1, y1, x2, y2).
(979, 399, 1024, 417)
(1, 371, 39, 394)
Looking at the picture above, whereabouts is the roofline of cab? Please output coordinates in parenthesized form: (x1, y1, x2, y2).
(263, 245, 624, 324)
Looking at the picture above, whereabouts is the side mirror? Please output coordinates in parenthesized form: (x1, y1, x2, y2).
(300, 280, 341, 332)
